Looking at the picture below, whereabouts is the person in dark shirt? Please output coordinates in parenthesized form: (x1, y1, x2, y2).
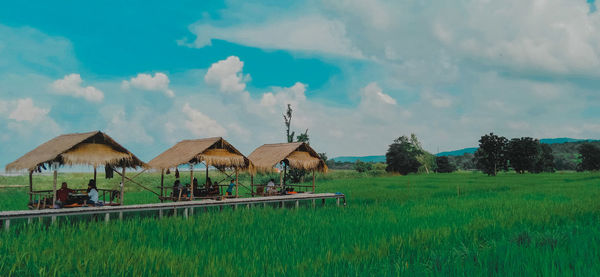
(55, 182, 74, 208)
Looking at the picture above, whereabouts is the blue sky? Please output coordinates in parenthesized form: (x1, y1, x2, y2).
(1, 0, 600, 169)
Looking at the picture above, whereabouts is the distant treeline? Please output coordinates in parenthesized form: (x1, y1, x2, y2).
(328, 135, 600, 174)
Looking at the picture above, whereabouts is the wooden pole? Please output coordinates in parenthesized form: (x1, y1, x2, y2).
(160, 169, 164, 202)
(190, 164, 194, 200)
(312, 170, 315, 193)
(28, 170, 33, 203)
(52, 168, 57, 209)
(205, 162, 209, 184)
(235, 168, 239, 197)
(120, 167, 125, 205)
(250, 175, 254, 196)
(93, 166, 97, 184)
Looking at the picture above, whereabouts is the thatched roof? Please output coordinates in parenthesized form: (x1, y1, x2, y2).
(148, 137, 252, 171)
(5, 131, 146, 172)
(248, 142, 327, 173)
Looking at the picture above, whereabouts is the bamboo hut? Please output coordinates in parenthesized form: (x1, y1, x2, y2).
(248, 142, 327, 195)
(148, 137, 253, 201)
(5, 131, 145, 209)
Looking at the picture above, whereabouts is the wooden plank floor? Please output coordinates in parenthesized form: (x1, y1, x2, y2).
(0, 193, 346, 221)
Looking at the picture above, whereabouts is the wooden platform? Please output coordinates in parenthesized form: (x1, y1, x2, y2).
(0, 193, 346, 230)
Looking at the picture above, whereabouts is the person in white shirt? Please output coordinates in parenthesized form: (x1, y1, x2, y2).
(266, 178, 276, 194)
(84, 179, 100, 206)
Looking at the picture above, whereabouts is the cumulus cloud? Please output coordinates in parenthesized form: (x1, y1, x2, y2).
(182, 104, 227, 137)
(8, 98, 49, 122)
(51, 74, 104, 102)
(122, 72, 175, 97)
(422, 90, 452, 108)
(204, 56, 250, 94)
(361, 82, 396, 105)
(185, 15, 364, 58)
(105, 108, 154, 144)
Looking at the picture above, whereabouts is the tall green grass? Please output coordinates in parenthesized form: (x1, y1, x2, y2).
(0, 172, 599, 276)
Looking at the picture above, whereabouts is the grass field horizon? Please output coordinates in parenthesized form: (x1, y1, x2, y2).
(1, 171, 599, 275)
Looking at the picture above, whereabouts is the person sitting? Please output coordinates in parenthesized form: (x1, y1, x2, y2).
(209, 181, 219, 195)
(84, 180, 100, 206)
(55, 182, 74, 208)
(226, 180, 235, 196)
(172, 180, 183, 199)
(266, 178, 277, 194)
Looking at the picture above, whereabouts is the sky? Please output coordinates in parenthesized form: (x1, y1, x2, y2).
(1, 0, 600, 168)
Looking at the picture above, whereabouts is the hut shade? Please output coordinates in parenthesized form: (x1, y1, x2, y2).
(148, 137, 252, 171)
(5, 131, 145, 171)
(248, 142, 328, 173)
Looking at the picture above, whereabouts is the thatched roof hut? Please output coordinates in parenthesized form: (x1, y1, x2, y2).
(5, 131, 145, 172)
(148, 137, 252, 171)
(248, 142, 327, 173)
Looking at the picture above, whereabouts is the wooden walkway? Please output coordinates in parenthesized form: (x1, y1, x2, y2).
(0, 193, 346, 230)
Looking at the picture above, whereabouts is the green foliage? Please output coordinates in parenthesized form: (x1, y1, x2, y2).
(435, 156, 456, 173)
(507, 137, 541, 173)
(353, 160, 373, 173)
(386, 135, 423, 175)
(1, 172, 600, 275)
(578, 143, 600, 171)
(474, 133, 508, 176)
(533, 144, 555, 173)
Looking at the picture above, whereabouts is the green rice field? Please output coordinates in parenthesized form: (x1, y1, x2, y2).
(0, 171, 599, 276)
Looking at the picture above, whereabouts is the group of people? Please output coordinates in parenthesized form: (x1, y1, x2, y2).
(172, 177, 237, 199)
(55, 179, 101, 208)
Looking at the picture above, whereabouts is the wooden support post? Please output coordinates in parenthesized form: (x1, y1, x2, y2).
(27, 218, 32, 224)
(173, 208, 177, 217)
(51, 216, 56, 225)
(232, 204, 237, 211)
(4, 220, 9, 231)
(105, 213, 110, 223)
(295, 200, 299, 209)
(337, 198, 340, 206)
(263, 202, 266, 208)
(160, 169, 164, 202)
(39, 217, 42, 223)
(190, 164, 194, 200)
(28, 170, 33, 203)
(159, 209, 163, 219)
(246, 204, 250, 209)
(280, 201, 284, 208)
(190, 207, 194, 216)
(312, 170, 316, 193)
(235, 168, 239, 198)
(93, 166, 97, 184)
(312, 199, 316, 208)
(205, 162, 209, 184)
(120, 167, 126, 205)
(322, 198, 325, 206)
(52, 168, 58, 209)
(119, 212, 123, 220)
(184, 208, 188, 219)
(250, 175, 254, 196)
(219, 205, 223, 212)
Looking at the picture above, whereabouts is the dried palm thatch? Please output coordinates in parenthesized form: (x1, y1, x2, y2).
(148, 137, 252, 171)
(248, 142, 327, 173)
(5, 131, 146, 172)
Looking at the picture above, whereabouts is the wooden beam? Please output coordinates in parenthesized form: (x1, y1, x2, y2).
(160, 169, 164, 202)
(235, 168, 239, 197)
(120, 167, 125, 204)
(190, 164, 194, 200)
(250, 175, 254, 196)
(312, 170, 315, 193)
(52, 169, 57, 209)
(28, 170, 33, 203)
(93, 166, 97, 184)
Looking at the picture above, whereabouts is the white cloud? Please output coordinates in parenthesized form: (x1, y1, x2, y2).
(8, 98, 49, 122)
(185, 15, 364, 58)
(422, 90, 452, 108)
(182, 104, 227, 137)
(204, 56, 249, 94)
(361, 82, 396, 105)
(122, 72, 175, 97)
(105, 108, 154, 144)
(51, 74, 104, 102)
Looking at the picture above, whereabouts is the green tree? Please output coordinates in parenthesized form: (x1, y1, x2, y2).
(435, 156, 456, 173)
(578, 143, 600, 171)
(533, 143, 555, 173)
(474, 133, 508, 176)
(354, 160, 373, 173)
(385, 136, 422, 175)
(283, 104, 295, 143)
(410, 134, 436, 174)
(507, 137, 539, 173)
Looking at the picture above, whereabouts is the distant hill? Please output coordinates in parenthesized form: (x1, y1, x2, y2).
(435, 147, 478, 157)
(331, 138, 598, 163)
(331, 155, 386, 163)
